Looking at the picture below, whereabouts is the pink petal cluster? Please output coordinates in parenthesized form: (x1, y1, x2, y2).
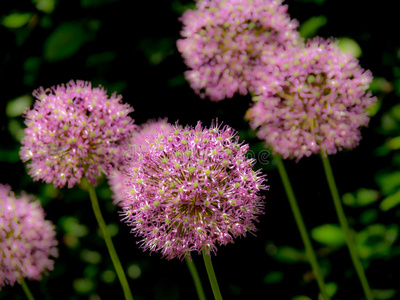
(0, 184, 58, 288)
(177, 0, 300, 101)
(121, 122, 267, 260)
(108, 119, 175, 206)
(248, 38, 377, 160)
(20, 80, 136, 188)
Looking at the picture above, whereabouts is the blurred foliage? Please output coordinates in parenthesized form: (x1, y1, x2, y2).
(1, 0, 400, 299)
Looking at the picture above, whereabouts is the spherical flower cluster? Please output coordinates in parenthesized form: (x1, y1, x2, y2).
(0, 184, 58, 288)
(248, 38, 377, 160)
(108, 119, 175, 206)
(122, 122, 267, 260)
(177, 0, 300, 101)
(20, 80, 136, 188)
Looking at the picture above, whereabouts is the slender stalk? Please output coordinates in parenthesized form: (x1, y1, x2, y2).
(87, 182, 133, 300)
(274, 155, 330, 300)
(202, 250, 223, 300)
(186, 257, 207, 300)
(320, 154, 374, 300)
(20, 279, 35, 300)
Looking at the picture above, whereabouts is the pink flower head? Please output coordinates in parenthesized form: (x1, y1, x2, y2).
(122, 121, 267, 260)
(0, 184, 58, 288)
(20, 80, 136, 188)
(248, 38, 377, 160)
(109, 119, 175, 206)
(177, 0, 300, 101)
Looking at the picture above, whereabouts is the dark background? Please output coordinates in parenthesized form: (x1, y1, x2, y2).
(1, 0, 400, 299)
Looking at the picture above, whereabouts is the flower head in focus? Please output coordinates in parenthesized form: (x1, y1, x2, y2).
(0, 184, 58, 288)
(248, 38, 377, 160)
(177, 0, 300, 101)
(20, 80, 136, 188)
(122, 121, 267, 260)
(109, 119, 175, 206)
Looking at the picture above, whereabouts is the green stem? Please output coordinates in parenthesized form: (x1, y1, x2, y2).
(87, 182, 133, 300)
(274, 155, 330, 300)
(202, 250, 223, 300)
(320, 154, 374, 300)
(20, 279, 35, 300)
(186, 257, 207, 300)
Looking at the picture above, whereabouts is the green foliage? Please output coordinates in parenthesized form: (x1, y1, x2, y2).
(44, 22, 88, 62)
(5, 95, 32, 118)
(356, 224, 399, 259)
(299, 16, 327, 38)
(263, 271, 284, 284)
(337, 37, 362, 58)
(32, 0, 56, 13)
(311, 224, 346, 246)
(1, 12, 33, 28)
(342, 188, 380, 207)
(380, 190, 400, 211)
(73, 278, 96, 294)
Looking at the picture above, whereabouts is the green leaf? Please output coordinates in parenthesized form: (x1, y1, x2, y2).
(263, 271, 284, 284)
(386, 136, 400, 150)
(6, 94, 32, 117)
(372, 289, 397, 300)
(311, 224, 345, 246)
(1, 13, 33, 29)
(342, 188, 379, 207)
(337, 37, 362, 58)
(73, 278, 95, 294)
(367, 98, 382, 117)
(359, 209, 379, 225)
(32, 0, 56, 13)
(127, 264, 142, 280)
(101, 270, 116, 283)
(59, 216, 89, 237)
(369, 77, 392, 94)
(80, 249, 102, 264)
(375, 171, 400, 196)
(43, 22, 87, 62)
(356, 224, 399, 259)
(299, 16, 327, 38)
(380, 190, 400, 211)
(326, 282, 338, 297)
(271, 246, 306, 263)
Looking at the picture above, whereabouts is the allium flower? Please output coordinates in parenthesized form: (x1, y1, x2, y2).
(0, 184, 58, 288)
(177, 0, 300, 101)
(248, 38, 377, 160)
(108, 119, 175, 206)
(122, 122, 267, 260)
(20, 80, 136, 188)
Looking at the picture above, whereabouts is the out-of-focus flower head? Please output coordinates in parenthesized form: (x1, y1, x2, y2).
(121, 121, 267, 260)
(177, 0, 300, 101)
(20, 80, 136, 188)
(0, 184, 58, 288)
(248, 38, 377, 160)
(108, 119, 175, 206)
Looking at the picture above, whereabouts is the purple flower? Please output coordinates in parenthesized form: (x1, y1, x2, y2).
(108, 119, 175, 206)
(248, 38, 377, 160)
(121, 121, 267, 260)
(177, 0, 300, 101)
(20, 80, 136, 188)
(0, 184, 58, 288)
